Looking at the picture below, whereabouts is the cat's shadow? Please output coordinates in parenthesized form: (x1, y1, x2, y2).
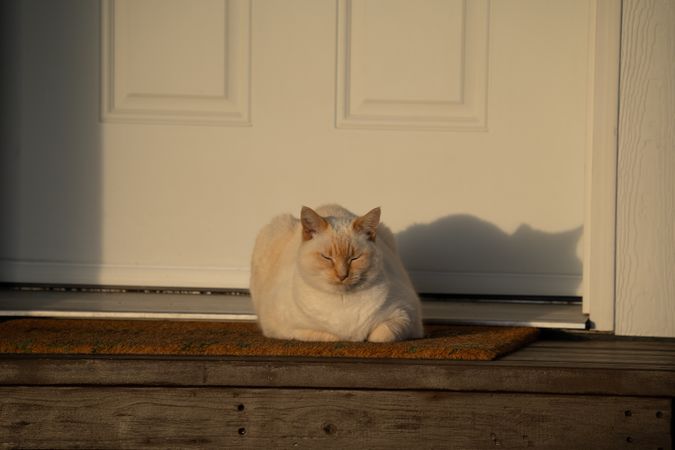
(394, 214, 583, 296)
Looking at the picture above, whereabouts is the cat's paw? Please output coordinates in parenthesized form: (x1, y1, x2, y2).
(367, 322, 398, 343)
(368, 309, 421, 342)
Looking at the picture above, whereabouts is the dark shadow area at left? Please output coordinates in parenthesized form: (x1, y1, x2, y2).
(0, 1, 102, 287)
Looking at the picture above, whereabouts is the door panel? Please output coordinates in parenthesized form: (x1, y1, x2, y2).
(2, 0, 602, 296)
(336, 0, 489, 130)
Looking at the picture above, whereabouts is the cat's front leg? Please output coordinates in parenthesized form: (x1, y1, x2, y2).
(292, 329, 341, 342)
(368, 310, 419, 343)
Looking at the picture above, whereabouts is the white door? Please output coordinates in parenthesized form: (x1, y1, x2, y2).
(2, 0, 606, 297)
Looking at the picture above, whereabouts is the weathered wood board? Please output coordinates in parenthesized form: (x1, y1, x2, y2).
(0, 387, 670, 449)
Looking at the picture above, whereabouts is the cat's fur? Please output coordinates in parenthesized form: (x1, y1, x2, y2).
(250, 205, 423, 342)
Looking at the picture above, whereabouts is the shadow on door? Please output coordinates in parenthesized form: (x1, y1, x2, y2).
(0, 1, 102, 288)
(396, 214, 583, 297)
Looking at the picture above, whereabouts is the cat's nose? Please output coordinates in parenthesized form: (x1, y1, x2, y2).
(335, 266, 349, 281)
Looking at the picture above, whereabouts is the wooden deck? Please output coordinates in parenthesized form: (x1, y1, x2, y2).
(1, 331, 673, 449)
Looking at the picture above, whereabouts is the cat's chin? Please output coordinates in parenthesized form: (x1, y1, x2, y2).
(327, 278, 369, 294)
(305, 278, 361, 295)
(324, 284, 354, 295)
(330, 283, 354, 293)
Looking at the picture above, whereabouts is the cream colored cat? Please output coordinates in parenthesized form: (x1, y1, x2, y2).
(250, 205, 423, 342)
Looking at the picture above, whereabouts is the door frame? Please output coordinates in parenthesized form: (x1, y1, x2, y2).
(581, 0, 622, 331)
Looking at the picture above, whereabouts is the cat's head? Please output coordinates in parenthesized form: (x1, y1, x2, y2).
(297, 206, 382, 293)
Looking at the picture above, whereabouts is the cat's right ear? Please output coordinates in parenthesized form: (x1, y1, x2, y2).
(300, 206, 328, 241)
(353, 207, 381, 242)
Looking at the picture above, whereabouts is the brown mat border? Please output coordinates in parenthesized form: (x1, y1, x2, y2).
(0, 319, 539, 361)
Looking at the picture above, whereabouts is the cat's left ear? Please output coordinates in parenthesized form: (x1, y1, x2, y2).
(353, 207, 381, 241)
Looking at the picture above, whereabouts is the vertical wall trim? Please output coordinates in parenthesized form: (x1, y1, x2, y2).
(615, 0, 675, 337)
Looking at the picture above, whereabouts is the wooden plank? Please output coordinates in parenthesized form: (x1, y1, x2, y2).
(500, 338, 675, 369)
(495, 360, 675, 371)
(1, 355, 674, 397)
(505, 346, 675, 362)
(501, 347, 675, 368)
(500, 356, 675, 370)
(0, 387, 670, 449)
(527, 339, 675, 351)
(501, 354, 675, 367)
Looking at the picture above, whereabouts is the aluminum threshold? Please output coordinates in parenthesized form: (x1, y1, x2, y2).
(0, 290, 588, 329)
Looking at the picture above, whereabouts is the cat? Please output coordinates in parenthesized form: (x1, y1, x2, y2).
(250, 205, 423, 342)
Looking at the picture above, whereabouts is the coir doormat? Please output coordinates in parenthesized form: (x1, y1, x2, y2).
(0, 319, 538, 361)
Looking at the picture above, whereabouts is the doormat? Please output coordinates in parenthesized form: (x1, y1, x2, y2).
(0, 319, 539, 361)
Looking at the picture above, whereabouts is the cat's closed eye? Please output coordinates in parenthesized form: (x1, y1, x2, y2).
(320, 254, 333, 262)
(350, 255, 362, 262)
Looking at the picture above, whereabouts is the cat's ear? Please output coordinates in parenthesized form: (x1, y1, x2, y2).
(353, 207, 381, 242)
(300, 206, 328, 241)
